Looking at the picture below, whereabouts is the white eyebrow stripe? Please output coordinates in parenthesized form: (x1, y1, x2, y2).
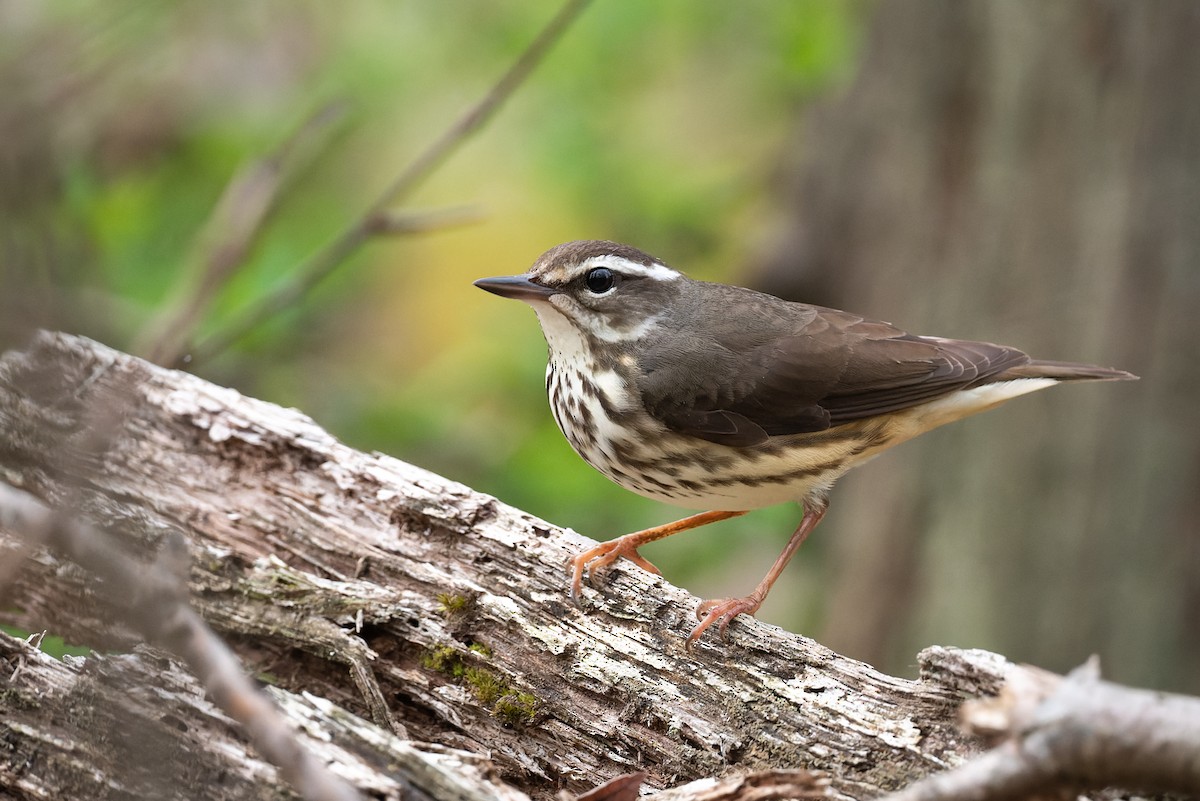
(587, 254, 682, 281)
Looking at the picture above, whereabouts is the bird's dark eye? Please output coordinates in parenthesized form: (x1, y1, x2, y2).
(584, 267, 616, 294)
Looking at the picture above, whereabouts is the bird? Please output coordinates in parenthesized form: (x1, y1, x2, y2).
(474, 240, 1136, 645)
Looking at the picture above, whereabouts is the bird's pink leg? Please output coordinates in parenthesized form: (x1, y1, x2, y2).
(688, 499, 828, 646)
(569, 510, 748, 603)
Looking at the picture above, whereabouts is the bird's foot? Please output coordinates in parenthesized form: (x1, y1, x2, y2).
(687, 594, 764, 646)
(569, 537, 662, 605)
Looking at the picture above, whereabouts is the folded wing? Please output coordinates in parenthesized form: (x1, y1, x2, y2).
(638, 300, 1033, 446)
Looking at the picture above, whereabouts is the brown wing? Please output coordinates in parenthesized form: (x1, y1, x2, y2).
(637, 286, 1030, 447)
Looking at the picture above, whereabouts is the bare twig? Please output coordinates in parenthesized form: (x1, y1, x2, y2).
(139, 100, 350, 367)
(364, 204, 485, 236)
(186, 0, 594, 366)
(882, 659, 1200, 801)
(0, 482, 363, 801)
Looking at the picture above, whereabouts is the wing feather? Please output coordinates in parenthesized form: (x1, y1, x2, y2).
(637, 285, 1031, 443)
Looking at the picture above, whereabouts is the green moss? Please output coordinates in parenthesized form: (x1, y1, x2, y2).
(463, 666, 505, 705)
(435, 592, 471, 615)
(420, 645, 468, 678)
(493, 691, 541, 727)
(467, 642, 492, 658)
(420, 644, 541, 727)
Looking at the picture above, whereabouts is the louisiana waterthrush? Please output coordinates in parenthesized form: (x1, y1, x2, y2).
(475, 240, 1136, 645)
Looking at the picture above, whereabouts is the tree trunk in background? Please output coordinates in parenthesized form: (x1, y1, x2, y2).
(748, 0, 1200, 692)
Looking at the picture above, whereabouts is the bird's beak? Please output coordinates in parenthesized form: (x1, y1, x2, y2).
(473, 275, 557, 302)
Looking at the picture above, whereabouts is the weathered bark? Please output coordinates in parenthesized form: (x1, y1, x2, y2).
(0, 629, 528, 801)
(748, 0, 1199, 691)
(0, 331, 993, 800)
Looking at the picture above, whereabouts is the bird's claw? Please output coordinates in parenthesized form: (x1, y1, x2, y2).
(686, 595, 763, 647)
(568, 538, 662, 605)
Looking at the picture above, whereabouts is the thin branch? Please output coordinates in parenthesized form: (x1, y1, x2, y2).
(187, 0, 594, 366)
(881, 660, 1200, 801)
(0, 482, 363, 801)
(139, 100, 350, 367)
(364, 204, 485, 236)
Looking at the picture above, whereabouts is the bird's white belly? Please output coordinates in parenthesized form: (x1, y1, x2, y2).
(547, 361, 859, 510)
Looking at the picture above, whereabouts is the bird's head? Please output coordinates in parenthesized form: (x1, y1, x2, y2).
(474, 240, 686, 345)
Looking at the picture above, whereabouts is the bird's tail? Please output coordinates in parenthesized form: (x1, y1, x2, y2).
(999, 360, 1138, 382)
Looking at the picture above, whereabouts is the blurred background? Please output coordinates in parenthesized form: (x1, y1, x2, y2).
(2, 1, 1196, 692)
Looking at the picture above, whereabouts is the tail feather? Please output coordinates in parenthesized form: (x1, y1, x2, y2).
(998, 359, 1138, 383)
